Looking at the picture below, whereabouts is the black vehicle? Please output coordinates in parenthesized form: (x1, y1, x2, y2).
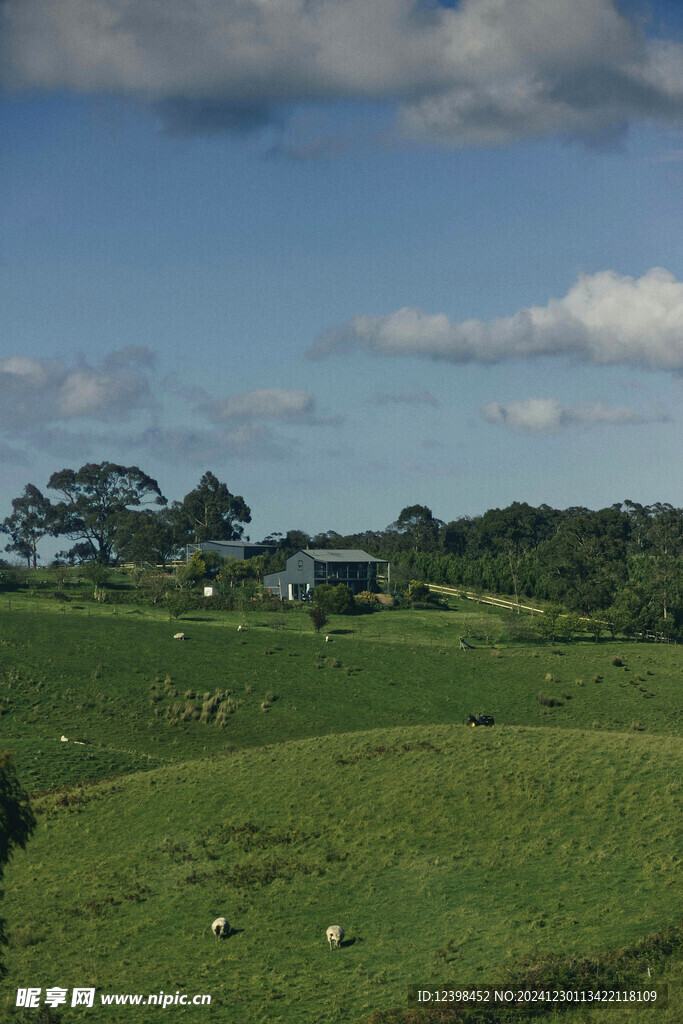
(466, 713, 495, 727)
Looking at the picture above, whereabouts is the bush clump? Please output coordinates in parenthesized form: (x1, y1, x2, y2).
(537, 693, 563, 707)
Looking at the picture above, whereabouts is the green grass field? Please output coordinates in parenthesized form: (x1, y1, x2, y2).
(1, 590, 681, 1022)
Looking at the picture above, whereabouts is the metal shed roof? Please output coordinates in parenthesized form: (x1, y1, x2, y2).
(192, 540, 274, 550)
(296, 549, 384, 563)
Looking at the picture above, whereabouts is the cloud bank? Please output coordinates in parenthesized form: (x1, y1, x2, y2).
(481, 397, 670, 433)
(309, 268, 683, 372)
(1, 0, 682, 143)
(0, 348, 155, 429)
(0, 361, 339, 464)
(201, 387, 318, 423)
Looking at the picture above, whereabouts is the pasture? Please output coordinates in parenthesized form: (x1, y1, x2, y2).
(1, 588, 681, 1022)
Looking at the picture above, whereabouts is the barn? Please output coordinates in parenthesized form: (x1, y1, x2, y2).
(187, 540, 276, 562)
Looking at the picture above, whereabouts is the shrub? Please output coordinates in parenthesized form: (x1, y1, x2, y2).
(312, 583, 356, 615)
(165, 591, 191, 619)
(407, 580, 430, 602)
(181, 703, 200, 722)
(612, 655, 625, 667)
(308, 605, 328, 633)
(537, 693, 563, 707)
(202, 694, 221, 715)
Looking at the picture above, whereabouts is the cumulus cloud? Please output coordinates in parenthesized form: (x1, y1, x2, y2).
(0, 348, 155, 429)
(481, 397, 670, 433)
(1, 0, 681, 144)
(309, 267, 683, 372)
(374, 389, 439, 406)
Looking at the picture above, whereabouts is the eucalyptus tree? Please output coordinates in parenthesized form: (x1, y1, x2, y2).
(48, 462, 167, 564)
(1, 484, 57, 568)
(175, 471, 251, 545)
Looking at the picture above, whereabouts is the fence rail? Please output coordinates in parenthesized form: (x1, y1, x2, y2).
(425, 583, 545, 615)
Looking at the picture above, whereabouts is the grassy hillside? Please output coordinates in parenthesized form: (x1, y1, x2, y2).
(1, 604, 680, 792)
(1, 595, 680, 1023)
(4, 724, 681, 1023)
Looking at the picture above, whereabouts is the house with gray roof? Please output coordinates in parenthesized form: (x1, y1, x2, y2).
(263, 549, 386, 601)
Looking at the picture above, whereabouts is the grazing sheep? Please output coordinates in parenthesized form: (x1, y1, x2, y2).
(60, 735, 68, 742)
(211, 917, 230, 939)
(173, 632, 185, 640)
(237, 625, 242, 632)
(325, 635, 331, 642)
(326, 925, 344, 949)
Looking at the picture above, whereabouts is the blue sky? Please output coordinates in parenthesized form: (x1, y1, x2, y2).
(1, 0, 682, 546)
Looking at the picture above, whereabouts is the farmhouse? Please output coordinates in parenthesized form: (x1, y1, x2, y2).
(187, 540, 276, 561)
(263, 549, 386, 601)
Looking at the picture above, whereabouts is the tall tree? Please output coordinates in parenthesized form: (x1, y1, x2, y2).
(48, 462, 166, 564)
(476, 502, 547, 612)
(0, 752, 35, 977)
(177, 472, 251, 545)
(391, 505, 443, 552)
(1, 484, 56, 568)
(540, 506, 628, 613)
(112, 509, 178, 566)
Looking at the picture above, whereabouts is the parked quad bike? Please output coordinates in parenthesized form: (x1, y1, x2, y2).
(466, 713, 495, 727)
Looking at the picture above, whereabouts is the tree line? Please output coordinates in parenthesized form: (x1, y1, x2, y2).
(314, 501, 682, 639)
(2, 463, 681, 637)
(1, 464, 249, 568)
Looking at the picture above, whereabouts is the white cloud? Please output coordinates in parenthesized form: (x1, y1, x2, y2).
(201, 387, 317, 423)
(199, 387, 342, 426)
(1, 0, 681, 144)
(309, 267, 683, 372)
(481, 397, 670, 433)
(0, 348, 155, 429)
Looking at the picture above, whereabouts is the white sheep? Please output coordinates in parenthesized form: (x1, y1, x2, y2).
(326, 925, 344, 949)
(173, 632, 185, 640)
(237, 625, 242, 632)
(211, 917, 230, 939)
(325, 635, 330, 642)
